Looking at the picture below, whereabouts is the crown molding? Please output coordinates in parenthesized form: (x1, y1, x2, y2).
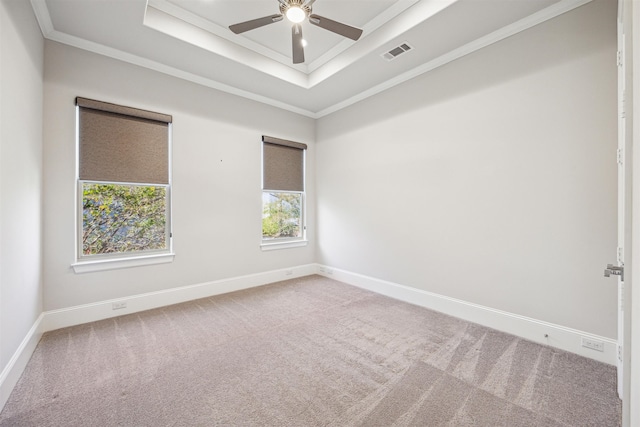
(315, 0, 594, 117)
(30, 0, 593, 119)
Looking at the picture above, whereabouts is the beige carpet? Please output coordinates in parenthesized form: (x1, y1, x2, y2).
(0, 275, 621, 426)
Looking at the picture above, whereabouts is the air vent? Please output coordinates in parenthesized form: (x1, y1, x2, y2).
(381, 42, 413, 61)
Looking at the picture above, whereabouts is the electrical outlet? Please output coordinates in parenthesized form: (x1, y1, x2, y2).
(112, 301, 127, 310)
(319, 266, 326, 273)
(326, 269, 334, 275)
(285, 270, 293, 276)
(581, 337, 604, 352)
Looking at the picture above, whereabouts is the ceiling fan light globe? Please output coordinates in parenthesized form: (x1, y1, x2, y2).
(286, 7, 306, 23)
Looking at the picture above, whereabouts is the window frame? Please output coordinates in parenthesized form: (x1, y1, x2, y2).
(260, 136, 307, 250)
(72, 100, 174, 273)
(261, 190, 306, 247)
(76, 180, 173, 259)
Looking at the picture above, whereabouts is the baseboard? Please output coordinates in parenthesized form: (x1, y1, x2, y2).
(2, 262, 615, 415)
(0, 313, 44, 411)
(41, 264, 317, 333)
(1, 265, 317, 413)
(317, 265, 617, 366)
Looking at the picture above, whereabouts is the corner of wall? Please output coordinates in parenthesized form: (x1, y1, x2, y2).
(0, 315, 44, 411)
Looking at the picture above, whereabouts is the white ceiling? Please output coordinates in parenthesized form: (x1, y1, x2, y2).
(31, 0, 591, 118)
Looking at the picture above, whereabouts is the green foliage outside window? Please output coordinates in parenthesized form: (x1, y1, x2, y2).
(262, 192, 302, 239)
(82, 183, 167, 255)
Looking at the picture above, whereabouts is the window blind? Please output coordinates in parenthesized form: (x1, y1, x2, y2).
(77, 97, 172, 185)
(262, 135, 307, 192)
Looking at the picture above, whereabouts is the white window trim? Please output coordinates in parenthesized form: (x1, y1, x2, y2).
(72, 252, 175, 274)
(260, 240, 308, 251)
(261, 138, 307, 250)
(261, 190, 306, 248)
(74, 105, 174, 272)
(76, 180, 173, 261)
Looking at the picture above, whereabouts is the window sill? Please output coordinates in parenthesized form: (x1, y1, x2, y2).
(261, 240, 308, 251)
(72, 253, 175, 274)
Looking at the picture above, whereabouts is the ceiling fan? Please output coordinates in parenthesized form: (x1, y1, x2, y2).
(228, 0, 363, 64)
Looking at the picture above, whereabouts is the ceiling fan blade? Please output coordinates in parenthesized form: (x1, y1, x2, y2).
(229, 14, 283, 34)
(292, 24, 305, 64)
(309, 14, 363, 41)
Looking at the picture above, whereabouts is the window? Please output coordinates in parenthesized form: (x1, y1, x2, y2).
(75, 97, 173, 270)
(262, 135, 307, 248)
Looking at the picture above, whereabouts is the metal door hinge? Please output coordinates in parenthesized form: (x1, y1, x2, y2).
(617, 51, 623, 67)
(617, 148, 624, 165)
(605, 264, 624, 281)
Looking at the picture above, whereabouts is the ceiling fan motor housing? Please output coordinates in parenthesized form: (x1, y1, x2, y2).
(229, 0, 363, 64)
(279, 0, 312, 20)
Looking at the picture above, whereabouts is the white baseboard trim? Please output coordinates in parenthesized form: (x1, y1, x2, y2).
(42, 264, 317, 333)
(0, 313, 44, 411)
(1, 262, 616, 414)
(317, 265, 617, 366)
(0, 265, 317, 413)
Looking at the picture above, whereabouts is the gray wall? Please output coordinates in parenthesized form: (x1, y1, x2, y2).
(43, 41, 316, 310)
(316, 0, 618, 338)
(0, 0, 44, 373)
(2, 0, 619, 371)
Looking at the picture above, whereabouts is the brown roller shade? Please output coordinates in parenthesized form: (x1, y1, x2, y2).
(262, 135, 306, 192)
(262, 135, 307, 151)
(77, 98, 171, 185)
(77, 97, 172, 123)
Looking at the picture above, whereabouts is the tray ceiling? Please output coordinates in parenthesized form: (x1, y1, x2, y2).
(31, 0, 591, 117)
